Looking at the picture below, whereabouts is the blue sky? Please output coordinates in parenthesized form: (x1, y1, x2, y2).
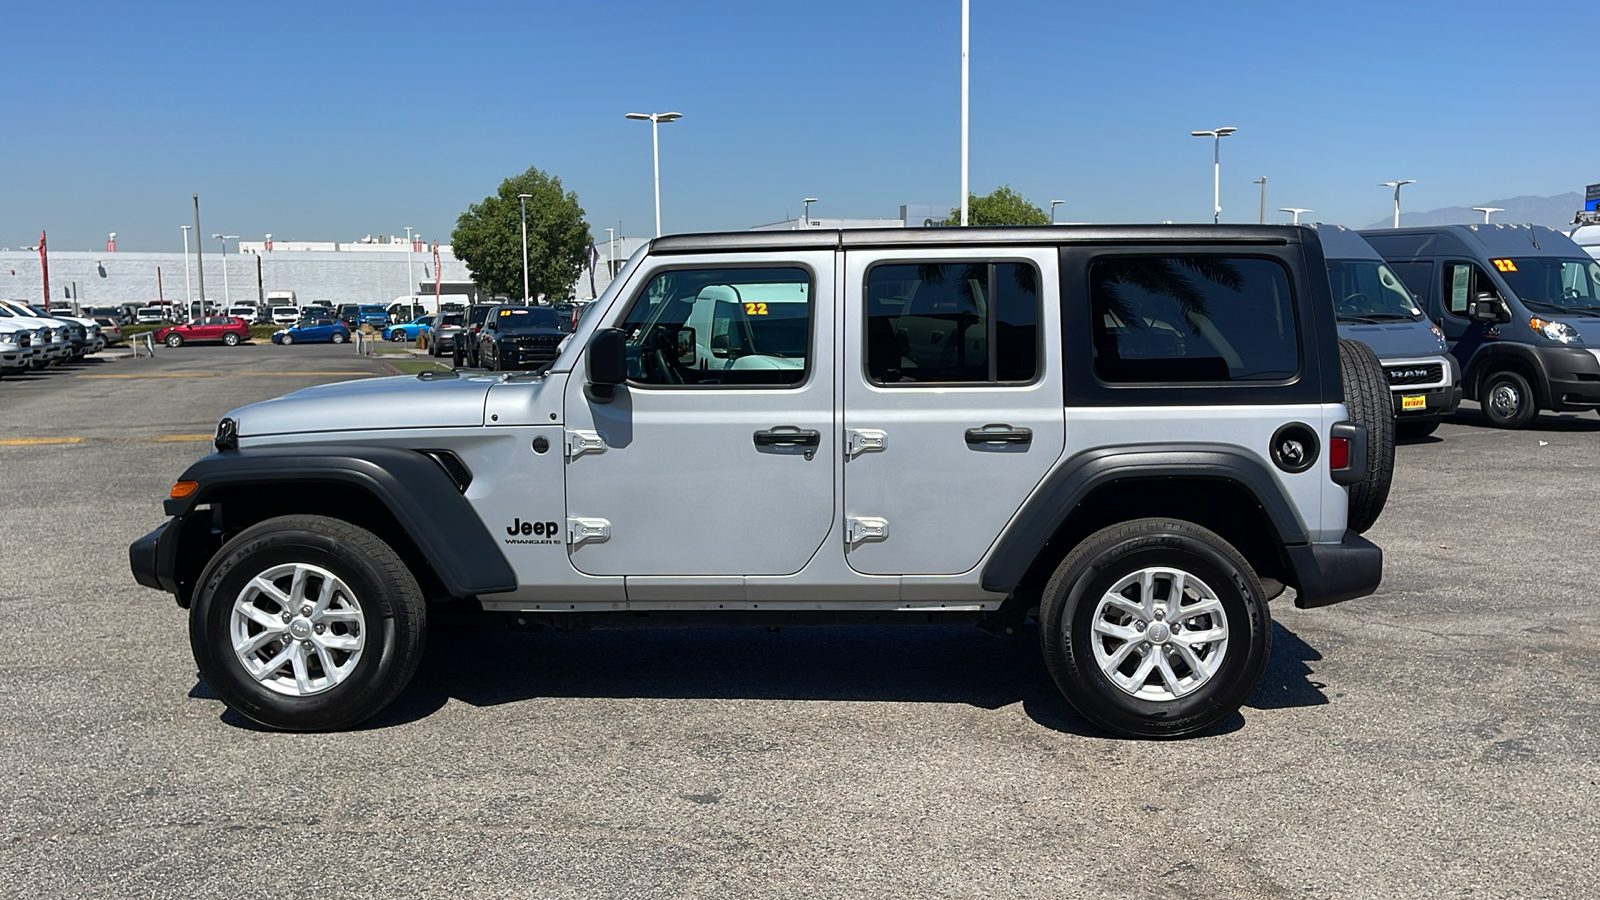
(3, 0, 1594, 251)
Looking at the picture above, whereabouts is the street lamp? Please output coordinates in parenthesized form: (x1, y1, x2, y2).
(404, 226, 414, 299)
(180, 225, 194, 312)
(624, 111, 683, 237)
(1050, 200, 1065, 224)
(1190, 126, 1238, 224)
(212, 234, 237, 307)
(605, 227, 616, 280)
(1252, 177, 1267, 224)
(1380, 180, 1416, 228)
(517, 194, 532, 303)
(1280, 207, 1313, 225)
(960, 0, 970, 227)
(1472, 206, 1504, 223)
(802, 198, 818, 227)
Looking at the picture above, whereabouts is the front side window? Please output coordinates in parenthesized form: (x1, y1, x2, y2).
(618, 266, 812, 387)
(864, 261, 1039, 384)
(1443, 262, 1497, 317)
(1089, 256, 1298, 383)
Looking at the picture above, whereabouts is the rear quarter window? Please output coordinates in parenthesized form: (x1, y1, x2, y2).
(1088, 256, 1299, 383)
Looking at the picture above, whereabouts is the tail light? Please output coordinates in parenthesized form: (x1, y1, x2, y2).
(1329, 436, 1350, 471)
(1328, 421, 1367, 486)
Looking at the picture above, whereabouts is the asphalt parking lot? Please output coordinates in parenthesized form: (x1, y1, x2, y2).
(3, 345, 1598, 898)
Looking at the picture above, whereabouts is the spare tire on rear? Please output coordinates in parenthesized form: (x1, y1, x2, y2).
(1338, 338, 1394, 533)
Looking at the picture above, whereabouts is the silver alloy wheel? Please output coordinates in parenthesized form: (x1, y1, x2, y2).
(1090, 566, 1229, 701)
(1489, 382, 1520, 418)
(229, 562, 366, 697)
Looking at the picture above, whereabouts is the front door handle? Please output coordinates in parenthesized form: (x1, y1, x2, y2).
(754, 427, 821, 447)
(965, 424, 1032, 445)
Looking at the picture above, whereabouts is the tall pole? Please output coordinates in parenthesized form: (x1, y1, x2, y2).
(1381, 180, 1415, 228)
(255, 251, 264, 307)
(1253, 177, 1266, 224)
(180, 225, 193, 311)
(960, 0, 969, 227)
(651, 117, 663, 237)
(517, 195, 531, 303)
(1211, 137, 1221, 224)
(193, 194, 205, 321)
(1050, 200, 1064, 224)
(405, 226, 414, 299)
(157, 266, 164, 303)
(214, 234, 232, 306)
(606, 227, 615, 279)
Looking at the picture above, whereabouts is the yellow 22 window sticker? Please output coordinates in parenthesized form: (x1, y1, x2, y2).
(1491, 258, 1518, 273)
(743, 302, 769, 315)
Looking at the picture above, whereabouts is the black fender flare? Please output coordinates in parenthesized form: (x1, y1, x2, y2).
(163, 445, 516, 599)
(1457, 342, 1600, 406)
(980, 444, 1308, 595)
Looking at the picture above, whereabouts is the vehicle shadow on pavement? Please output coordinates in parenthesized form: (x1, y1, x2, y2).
(178, 616, 1332, 736)
(1447, 409, 1600, 432)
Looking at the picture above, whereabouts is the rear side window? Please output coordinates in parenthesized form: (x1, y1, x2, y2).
(865, 261, 1039, 385)
(1089, 256, 1298, 383)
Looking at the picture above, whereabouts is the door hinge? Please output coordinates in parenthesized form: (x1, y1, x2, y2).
(846, 516, 889, 546)
(566, 430, 607, 460)
(567, 517, 611, 547)
(845, 429, 887, 459)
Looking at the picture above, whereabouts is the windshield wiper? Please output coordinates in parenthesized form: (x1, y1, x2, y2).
(1336, 315, 1382, 324)
(1522, 299, 1568, 313)
(1365, 313, 1421, 321)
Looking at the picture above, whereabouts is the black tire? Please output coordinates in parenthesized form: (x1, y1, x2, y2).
(485, 345, 499, 371)
(330, 331, 344, 345)
(391, 331, 408, 342)
(223, 332, 240, 346)
(281, 334, 294, 346)
(1480, 369, 1537, 429)
(429, 340, 439, 357)
(165, 333, 184, 348)
(1039, 518, 1271, 739)
(452, 342, 464, 369)
(188, 515, 427, 731)
(1397, 418, 1440, 439)
(1338, 338, 1394, 534)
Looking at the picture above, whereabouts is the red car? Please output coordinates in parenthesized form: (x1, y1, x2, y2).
(153, 316, 250, 348)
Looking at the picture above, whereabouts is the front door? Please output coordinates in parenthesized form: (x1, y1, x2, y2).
(563, 252, 836, 577)
(842, 247, 1066, 576)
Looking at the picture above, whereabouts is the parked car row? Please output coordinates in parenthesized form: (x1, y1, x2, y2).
(151, 316, 253, 348)
(272, 308, 351, 345)
(0, 299, 106, 379)
(444, 304, 573, 371)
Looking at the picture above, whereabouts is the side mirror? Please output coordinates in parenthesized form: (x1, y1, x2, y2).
(1470, 292, 1511, 325)
(674, 325, 697, 367)
(586, 328, 627, 403)
(710, 332, 731, 358)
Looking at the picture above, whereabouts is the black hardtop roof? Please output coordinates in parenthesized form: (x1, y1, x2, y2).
(649, 224, 1307, 255)
(1306, 223, 1383, 261)
(1358, 223, 1584, 259)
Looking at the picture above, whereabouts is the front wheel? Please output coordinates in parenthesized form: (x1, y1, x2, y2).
(223, 332, 240, 346)
(165, 334, 184, 348)
(1039, 518, 1271, 739)
(329, 332, 345, 345)
(281, 334, 294, 346)
(391, 331, 407, 342)
(188, 515, 426, 731)
(1481, 370, 1537, 429)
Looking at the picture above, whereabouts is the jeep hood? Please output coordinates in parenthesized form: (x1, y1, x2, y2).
(230, 374, 497, 438)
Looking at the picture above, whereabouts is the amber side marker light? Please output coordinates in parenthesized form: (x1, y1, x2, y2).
(170, 481, 199, 499)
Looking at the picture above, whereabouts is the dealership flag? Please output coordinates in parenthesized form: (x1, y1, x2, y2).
(39, 231, 49, 306)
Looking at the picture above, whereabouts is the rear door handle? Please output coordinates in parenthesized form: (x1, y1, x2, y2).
(754, 427, 821, 447)
(965, 424, 1032, 445)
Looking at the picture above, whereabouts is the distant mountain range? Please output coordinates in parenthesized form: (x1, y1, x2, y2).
(1364, 193, 1585, 230)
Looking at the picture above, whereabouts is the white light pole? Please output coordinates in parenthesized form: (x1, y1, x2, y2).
(1190, 127, 1238, 224)
(624, 111, 683, 237)
(517, 193, 532, 302)
(802, 197, 818, 227)
(1252, 176, 1267, 224)
(605, 227, 616, 279)
(1473, 206, 1504, 224)
(960, 0, 970, 227)
(1280, 207, 1313, 225)
(404, 226, 414, 299)
(1050, 200, 1065, 224)
(1380, 180, 1416, 228)
(180, 225, 193, 311)
(211, 234, 237, 306)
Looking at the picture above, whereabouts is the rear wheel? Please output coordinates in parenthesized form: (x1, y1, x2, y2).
(330, 331, 345, 345)
(1039, 518, 1271, 739)
(1480, 370, 1537, 429)
(165, 333, 184, 348)
(223, 332, 240, 346)
(1338, 338, 1394, 534)
(188, 515, 426, 731)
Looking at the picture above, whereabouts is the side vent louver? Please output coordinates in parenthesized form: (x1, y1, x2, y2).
(420, 450, 472, 493)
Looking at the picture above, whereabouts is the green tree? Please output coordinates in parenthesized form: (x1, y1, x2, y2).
(451, 166, 590, 301)
(942, 185, 1050, 226)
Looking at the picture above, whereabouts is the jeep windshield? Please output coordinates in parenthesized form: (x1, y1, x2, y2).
(1327, 260, 1423, 323)
(1498, 258, 1600, 314)
(496, 308, 565, 332)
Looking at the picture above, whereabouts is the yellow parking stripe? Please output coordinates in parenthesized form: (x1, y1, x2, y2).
(78, 373, 220, 379)
(0, 437, 84, 446)
(235, 371, 371, 376)
(151, 434, 214, 442)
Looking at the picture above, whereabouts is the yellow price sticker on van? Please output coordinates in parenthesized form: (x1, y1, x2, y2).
(1401, 395, 1426, 411)
(743, 302, 769, 315)
(1491, 258, 1518, 272)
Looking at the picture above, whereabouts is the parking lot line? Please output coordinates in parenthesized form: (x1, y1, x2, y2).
(234, 371, 372, 376)
(0, 435, 211, 446)
(77, 373, 220, 379)
(0, 437, 85, 446)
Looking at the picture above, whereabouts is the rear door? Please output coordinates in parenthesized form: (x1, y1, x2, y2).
(841, 247, 1066, 575)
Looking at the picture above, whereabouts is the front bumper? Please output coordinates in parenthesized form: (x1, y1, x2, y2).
(130, 519, 181, 600)
(1284, 530, 1383, 609)
(1390, 384, 1461, 419)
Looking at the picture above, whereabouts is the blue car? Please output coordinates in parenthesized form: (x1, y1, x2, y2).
(383, 315, 435, 343)
(273, 317, 351, 345)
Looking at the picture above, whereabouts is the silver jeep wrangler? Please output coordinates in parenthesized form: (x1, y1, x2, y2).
(131, 226, 1391, 738)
